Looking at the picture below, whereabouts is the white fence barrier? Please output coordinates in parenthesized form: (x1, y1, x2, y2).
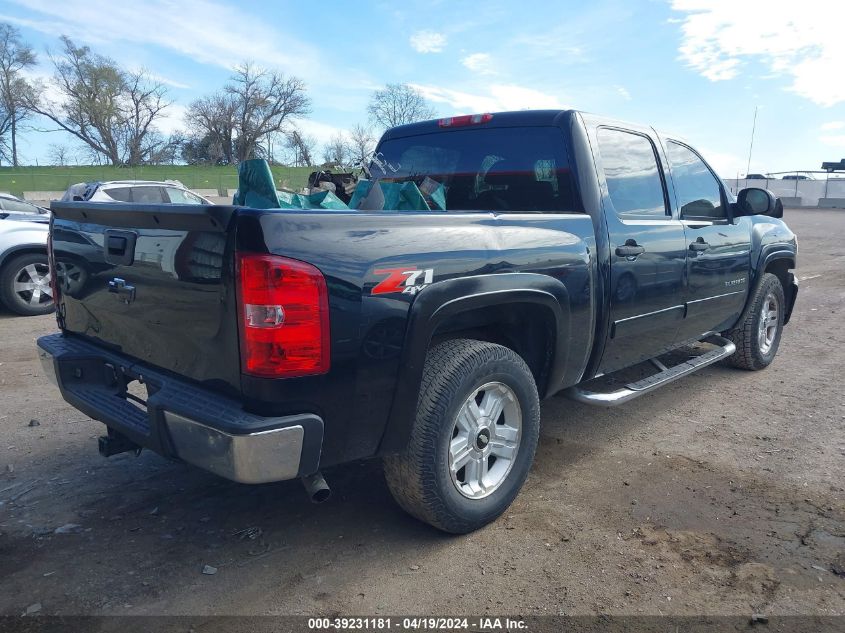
(725, 178, 845, 207)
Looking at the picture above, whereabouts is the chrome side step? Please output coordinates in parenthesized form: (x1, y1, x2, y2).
(566, 335, 736, 407)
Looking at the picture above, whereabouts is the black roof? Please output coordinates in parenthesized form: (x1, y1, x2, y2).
(380, 110, 578, 140)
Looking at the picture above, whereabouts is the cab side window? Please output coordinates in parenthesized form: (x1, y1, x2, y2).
(596, 128, 667, 217)
(666, 141, 725, 220)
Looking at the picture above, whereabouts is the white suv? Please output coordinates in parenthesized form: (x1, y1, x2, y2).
(62, 180, 212, 205)
(0, 192, 49, 214)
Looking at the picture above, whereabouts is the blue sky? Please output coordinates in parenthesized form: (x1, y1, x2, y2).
(2, 0, 844, 176)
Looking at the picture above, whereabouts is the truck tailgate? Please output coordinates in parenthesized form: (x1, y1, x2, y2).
(50, 202, 242, 395)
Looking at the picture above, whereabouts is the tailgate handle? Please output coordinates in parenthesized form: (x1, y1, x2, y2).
(108, 236, 127, 254)
(103, 230, 137, 266)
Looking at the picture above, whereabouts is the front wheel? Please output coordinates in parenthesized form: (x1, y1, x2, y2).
(384, 339, 540, 533)
(724, 273, 785, 370)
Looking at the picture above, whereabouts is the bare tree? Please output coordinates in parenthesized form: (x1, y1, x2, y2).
(283, 127, 317, 167)
(367, 83, 435, 130)
(347, 123, 376, 165)
(48, 143, 71, 166)
(182, 132, 226, 165)
(122, 70, 170, 165)
(227, 63, 311, 162)
(0, 24, 38, 166)
(144, 131, 184, 165)
(185, 93, 236, 164)
(322, 132, 349, 166)
(186, 62, 311, 164)
(29, 36, 170, 165)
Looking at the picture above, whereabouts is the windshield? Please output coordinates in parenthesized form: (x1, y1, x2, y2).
(368, 126, 576, 213)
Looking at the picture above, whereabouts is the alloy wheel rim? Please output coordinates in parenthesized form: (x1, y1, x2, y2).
(758, 292, 779, 354)
(56, 262, 84, 295)
(13, 262, 53, 307)
(448, 381, 522, 499)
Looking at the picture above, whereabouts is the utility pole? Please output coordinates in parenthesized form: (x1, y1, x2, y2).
(746, 106, 758, 178)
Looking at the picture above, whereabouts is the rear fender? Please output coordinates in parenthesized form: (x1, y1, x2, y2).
(377, 273, 570, 453)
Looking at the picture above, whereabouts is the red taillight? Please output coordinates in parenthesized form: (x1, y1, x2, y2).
(236, 253, 330, 378)
(438, 113, 493, 127)
(46, 227, 59, 303)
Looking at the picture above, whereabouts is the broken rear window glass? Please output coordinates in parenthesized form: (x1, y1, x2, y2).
(369, 126, 577, 213)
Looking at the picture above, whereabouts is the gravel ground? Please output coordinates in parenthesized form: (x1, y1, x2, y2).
(0, 208, 842, 618)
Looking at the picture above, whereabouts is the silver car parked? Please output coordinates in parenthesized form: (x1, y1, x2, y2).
(0, 182, 211, 316)
(0, 202, 54, 316)
(62, 180, 212, 204)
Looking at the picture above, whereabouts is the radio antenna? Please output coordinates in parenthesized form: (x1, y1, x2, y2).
(746, 106, 758, 177)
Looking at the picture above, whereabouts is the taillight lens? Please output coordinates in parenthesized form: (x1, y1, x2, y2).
(46, 225, 59, 303)
(438, 113, 493, 127)
(236, 253, 330, 378)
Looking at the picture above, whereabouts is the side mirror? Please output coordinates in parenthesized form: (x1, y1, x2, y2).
(736, 187, 782, 218)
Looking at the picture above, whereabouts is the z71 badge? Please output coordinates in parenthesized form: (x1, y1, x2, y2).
(372, 268, 434, 296)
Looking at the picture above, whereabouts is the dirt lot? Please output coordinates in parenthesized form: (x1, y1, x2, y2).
(0, 209, 843, 618)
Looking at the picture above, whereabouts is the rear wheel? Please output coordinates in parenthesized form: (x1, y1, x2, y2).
(724, 273, 785, 370)
(0, 253, 55, 316)
(384, 339, 540, 533)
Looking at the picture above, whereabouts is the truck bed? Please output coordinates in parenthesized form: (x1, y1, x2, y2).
(48, 201, 595, 467)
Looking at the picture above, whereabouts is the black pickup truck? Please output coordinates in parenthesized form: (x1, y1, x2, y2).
(37, 110, 797, 533)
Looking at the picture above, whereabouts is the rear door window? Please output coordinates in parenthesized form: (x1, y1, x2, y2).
(596, 128, 667, 217)
(103, 187, 132, 202)
(369, 126, 576, 213)
(131, 186, 166, 204)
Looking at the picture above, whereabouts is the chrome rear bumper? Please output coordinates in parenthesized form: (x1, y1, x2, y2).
(36, 333, 323, 484)
(163, 412, 304, 484)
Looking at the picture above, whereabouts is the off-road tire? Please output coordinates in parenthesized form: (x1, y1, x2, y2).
(724, 273, 785, 370)
(0, 252, 55, 316)
(384, 339, 540, 533)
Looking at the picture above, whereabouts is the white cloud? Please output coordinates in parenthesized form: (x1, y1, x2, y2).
(3, 0, 322, 75)
(697, 147, 745, 177)
(461, 53, 495, 75)
(821, 121, 845, 131)
(819, 134, 845, 148)
(615, 85, 631, 101)
(130, 69, 191, 90)
(21, 67, 63, 105)
(411, 83, 568, 113)
(508, 32, 585, 62)
(409, 30, 447, 53)
(155, 104, 187, 136)
(291, 119, 350, 146)
(672, 0, 845, 106)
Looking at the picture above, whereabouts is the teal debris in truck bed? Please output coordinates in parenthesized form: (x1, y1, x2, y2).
(233, 159, 348, 210)
(234, 159, 446, 212)
(349, 176, 446, 212)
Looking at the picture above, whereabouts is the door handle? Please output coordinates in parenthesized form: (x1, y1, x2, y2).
(689, 239, 709, 252)
(615, 240, 645, 258)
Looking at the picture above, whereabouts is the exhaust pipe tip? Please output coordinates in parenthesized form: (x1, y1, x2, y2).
(302, 471, 331, 504)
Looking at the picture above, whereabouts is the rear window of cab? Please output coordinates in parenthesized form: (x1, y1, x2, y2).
(370, 126, 577, 213)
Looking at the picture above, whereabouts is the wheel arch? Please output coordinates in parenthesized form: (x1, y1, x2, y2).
(0, 244, 48, 270)
(759, 249, 796, 325)
(377, 273, 571, 454)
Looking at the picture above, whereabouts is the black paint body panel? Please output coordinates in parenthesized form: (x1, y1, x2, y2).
(47, 110, 797, 469)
